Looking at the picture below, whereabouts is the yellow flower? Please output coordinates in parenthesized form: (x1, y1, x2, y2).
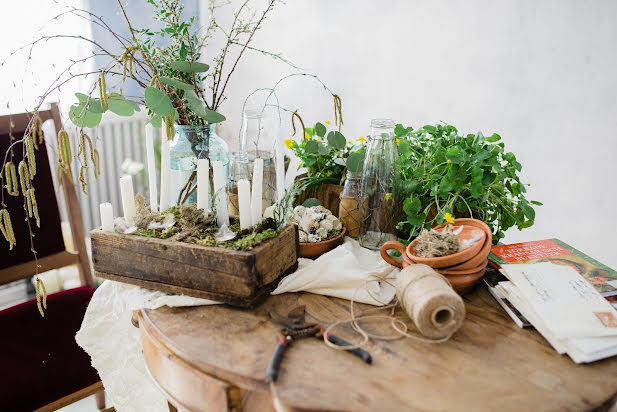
(356, 136, 366, 143)
(444, 212, 455, 224)
(304, 132, 310, 139)
(284, 139, 294, 149)
(396, 138, 401, 145)
(384, 192, 392, 202)
(324, 120, 331, 125)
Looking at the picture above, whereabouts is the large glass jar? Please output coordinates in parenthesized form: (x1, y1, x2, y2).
(170, 123, 230, 206)
(358, 118, 399, 250)
(339, 170, 365, 238)
(239, 109, 276, 211)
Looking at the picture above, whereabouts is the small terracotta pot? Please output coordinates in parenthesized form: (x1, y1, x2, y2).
(437, 259, 488, 276)
(431, 219, 493, 271)
(299, 227, 347, 259)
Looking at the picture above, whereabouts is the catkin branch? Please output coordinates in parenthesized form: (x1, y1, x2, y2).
(4, 162, 19, 196)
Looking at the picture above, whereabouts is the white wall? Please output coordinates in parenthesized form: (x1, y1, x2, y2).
(211, 0, 617, 267)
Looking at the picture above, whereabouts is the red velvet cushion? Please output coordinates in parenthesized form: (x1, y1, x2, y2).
(0, 286, 100, 412)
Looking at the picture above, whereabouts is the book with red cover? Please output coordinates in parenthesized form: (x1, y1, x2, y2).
(489, 239, 617, 297)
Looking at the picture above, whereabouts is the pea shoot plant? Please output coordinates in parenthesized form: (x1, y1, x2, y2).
(395, 123, 541, 243)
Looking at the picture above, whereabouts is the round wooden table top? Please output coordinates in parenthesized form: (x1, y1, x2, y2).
(138, 287, 617, 412)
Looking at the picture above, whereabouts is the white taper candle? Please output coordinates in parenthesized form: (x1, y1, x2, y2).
(145, 123, 158, 212)
(99, 202, 114, 232)
(275, 140, 285, 203)
(238, 179, 252, 229)
(159, 133, 171, 211)
(212, 160, 229, 226)
(251, 158, 263, 225)
(119, 175, 136, 223)
(197, 158, 210, 211)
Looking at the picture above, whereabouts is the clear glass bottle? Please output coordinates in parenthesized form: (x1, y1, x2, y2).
(339, 171, 363, 238)
(170, 123, 230, 206)
(239, 109, 276, 211)
(358, 118, 399, 250)
(228, 152, 251, 217)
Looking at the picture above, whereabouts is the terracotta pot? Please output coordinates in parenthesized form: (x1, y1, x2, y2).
(437, 259, 488, 276)
(299, 227, 347, 259)
(443, 270, 486, 294)
(431, 219, 493, 271)
(406, 222, 487, 268)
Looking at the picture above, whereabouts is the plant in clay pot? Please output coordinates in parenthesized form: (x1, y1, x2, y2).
(394, 123, 542, 243)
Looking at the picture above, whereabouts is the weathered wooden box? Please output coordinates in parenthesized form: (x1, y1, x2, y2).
(91, 224, 299, 307)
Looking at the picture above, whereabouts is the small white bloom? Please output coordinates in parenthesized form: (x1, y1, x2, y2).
(331, 218, 342, 230)
(308, 233, 322, 243)
(314, 205, 329, 214)
(293, 205, 306, 217)
(326, 214, 337, 222)
(319, 219, 333, 231)
(316, 227, 328, 238)
(299, 230, 308, 242)
(263, 205, 275, 219)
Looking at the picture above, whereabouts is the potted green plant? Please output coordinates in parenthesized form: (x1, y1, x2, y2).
(394, 123, 541, 243)
(287, 121, 365, 214)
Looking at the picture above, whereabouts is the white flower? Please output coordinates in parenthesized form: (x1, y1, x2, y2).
(263, 205, 275, 219)
(326, 214, 337, 222)
(308, 233, 322, 243)
(331, 218, 342, 230)
(319, 219, 333, 231)
(316, 227, 328, 238)
(293, 205, 306, 217)
(299, 230, 308, 242)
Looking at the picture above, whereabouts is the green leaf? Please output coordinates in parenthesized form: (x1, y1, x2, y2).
(68, 104, 102, 128)
(160, 76, 194, 91)
(398, 140, 411, 155)
(317, 143, 330, 155)
(407, 212, 427, 227)
(168, 60, 209, 73)
(184, 90, 226, 123)
(327, 131, 346, 149)
(530, 200, 543, 206)
(126, 100, 141, 112)
(346, 152, 364, 173)
(394, 123, 406, 137)
(334, 158, 346, 166)
(304, 127, 314, 137)
(151, 114, 162, 128)
(314, 122, 326, 137)
(144, 87, 173, 116)
(403, 197, 421, 215)
(519, 201, 536, 220)
(305, 140, 319, 154)
(471, 182, 483, 198)
(486, 133, 501, 142)
(107, 98, 135, 116)
(302, 197, 320, 207)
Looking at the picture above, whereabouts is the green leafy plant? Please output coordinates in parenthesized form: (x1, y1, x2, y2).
(286, 122, 366, 183)
(395, 123, 541, 243)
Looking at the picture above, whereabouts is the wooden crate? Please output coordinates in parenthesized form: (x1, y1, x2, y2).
(91, 224, 299, 308)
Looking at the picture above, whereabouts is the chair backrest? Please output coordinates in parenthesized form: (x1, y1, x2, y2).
(0, 103, 93, 287)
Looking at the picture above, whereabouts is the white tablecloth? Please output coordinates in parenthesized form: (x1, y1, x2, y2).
(76, 238, 398, 412)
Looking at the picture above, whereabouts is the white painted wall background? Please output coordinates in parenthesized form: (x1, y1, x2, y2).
(209, 0, 617, 267)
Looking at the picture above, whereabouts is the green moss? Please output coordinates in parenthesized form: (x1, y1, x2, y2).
(232, 228, 278, 250)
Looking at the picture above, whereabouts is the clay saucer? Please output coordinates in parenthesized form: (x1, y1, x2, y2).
(406, 223, 486, 268)
(432, 219, 493, 271)
(437, 259, 488, 276)
(299, 227, 346, 259)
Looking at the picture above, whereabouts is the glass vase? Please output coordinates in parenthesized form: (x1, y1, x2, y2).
(170, 123, 230, 206)
(358, 118, 399, 250)
(228, 152, 251, 217)
(339, 170, 366, 238)
(239, 109, 276, 211)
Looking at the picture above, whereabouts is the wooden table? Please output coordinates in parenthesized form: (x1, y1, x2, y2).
(136, 287, 617, 412)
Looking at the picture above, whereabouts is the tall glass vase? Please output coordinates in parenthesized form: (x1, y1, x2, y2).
(358, 118, 399, 250)
(239, 109, 276, 211)
(228, 152, 251, 217)
(170, 123, 230, 206)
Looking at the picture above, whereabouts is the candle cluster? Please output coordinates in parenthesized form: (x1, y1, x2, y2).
(100, 123, 287, 233)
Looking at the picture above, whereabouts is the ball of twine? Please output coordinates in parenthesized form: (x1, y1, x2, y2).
(322, 263, 466, 350)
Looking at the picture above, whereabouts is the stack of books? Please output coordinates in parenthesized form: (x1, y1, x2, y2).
(487, 239, 617, 363)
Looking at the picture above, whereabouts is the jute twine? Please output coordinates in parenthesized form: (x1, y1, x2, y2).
(321, 264, 466, 350)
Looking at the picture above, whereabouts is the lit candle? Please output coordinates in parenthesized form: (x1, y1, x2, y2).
(159, 134, 171, 211)
(238, 179, 251, 229)
(119, 175, 136, 223)
(276, 139, 285, 203)
(145, 123, 158, 212)
(212, 160, 229, 226)
(99, 202, 114, 232)
(251, 158, 263, 225)
(197, 158, 210, 211)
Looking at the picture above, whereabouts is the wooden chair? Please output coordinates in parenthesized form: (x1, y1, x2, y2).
(0, 103, 109, 411)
